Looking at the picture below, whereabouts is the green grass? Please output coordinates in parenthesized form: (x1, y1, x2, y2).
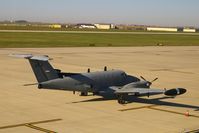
(0, 32, 199, 48)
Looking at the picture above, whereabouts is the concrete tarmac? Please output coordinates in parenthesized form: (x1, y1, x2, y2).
(0, 47, 199, 133)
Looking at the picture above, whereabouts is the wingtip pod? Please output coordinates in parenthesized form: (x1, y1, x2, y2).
(9, 54, 51, 61)
(164, 88, 186, 96)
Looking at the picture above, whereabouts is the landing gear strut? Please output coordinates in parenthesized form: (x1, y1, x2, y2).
(117, 94, 126, 104)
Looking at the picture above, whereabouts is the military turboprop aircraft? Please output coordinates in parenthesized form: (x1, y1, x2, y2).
(11, 54, 186, 104)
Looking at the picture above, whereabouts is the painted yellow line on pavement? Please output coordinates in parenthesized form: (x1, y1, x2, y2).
(0, 118, 62, 131)
(119, 105, 159, 111)
(25, 124, 57, 133)
(120, 105, 199, 119)
(149, 107, 199, 118)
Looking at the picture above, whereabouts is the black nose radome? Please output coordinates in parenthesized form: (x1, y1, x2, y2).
(164, 88, 186, 96)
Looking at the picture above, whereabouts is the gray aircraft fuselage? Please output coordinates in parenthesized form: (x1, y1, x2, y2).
(40, 70, 140, 94)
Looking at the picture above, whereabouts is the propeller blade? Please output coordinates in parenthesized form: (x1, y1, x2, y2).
(151, 77, 158, 83)
(104, 66, 107, 71)
(140, 76, 146, 81)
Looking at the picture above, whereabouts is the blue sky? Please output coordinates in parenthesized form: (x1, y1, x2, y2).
(1, 0, 199, 27)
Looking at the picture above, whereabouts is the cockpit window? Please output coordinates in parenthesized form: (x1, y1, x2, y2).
(121, 72, 126, 77)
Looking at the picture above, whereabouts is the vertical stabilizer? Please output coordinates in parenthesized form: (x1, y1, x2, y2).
(10, 54, 59, 83)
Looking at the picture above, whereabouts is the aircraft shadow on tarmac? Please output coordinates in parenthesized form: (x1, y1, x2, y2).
(70, 95, 199, 111)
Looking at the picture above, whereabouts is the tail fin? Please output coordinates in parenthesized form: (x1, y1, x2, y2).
(10, 54, 59, 83)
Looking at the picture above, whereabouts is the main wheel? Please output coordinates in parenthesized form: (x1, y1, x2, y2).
(80, 92, 88, 96)
(117, 95, 126, 104)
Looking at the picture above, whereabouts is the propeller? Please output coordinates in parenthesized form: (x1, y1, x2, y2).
(140, 76, 158, 98)
(140, 76, 146, 81)
(140, 76, 158, 87)
(104, 66, 107, 71)
(151, 77, 158, 83)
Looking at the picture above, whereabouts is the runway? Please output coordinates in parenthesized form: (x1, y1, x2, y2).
(0, 47, 199, 133)
(0, 29, 199, 35)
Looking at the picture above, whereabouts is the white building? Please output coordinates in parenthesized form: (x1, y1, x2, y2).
(94, 24, 114, 30)
(77, 24, 96, 29)
(183, 28, 196, 33)
(147, 27, 178, 32)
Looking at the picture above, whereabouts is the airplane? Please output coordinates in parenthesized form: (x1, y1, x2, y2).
(10, 54, 187, 104)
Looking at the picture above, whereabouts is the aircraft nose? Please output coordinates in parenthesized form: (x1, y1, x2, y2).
(178, 88, 187, 94)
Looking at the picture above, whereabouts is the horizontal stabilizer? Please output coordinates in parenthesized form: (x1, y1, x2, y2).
(23, 83, 38, 86)
(9, 54, 50, 61)
(10, 53, 58, 83)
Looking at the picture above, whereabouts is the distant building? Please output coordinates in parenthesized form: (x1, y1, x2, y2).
(115, 24, 146, 30)
(49, 24, 61, 28)
(14, 20, 28, 23)
(61, 25, 69, 28)
(76, 24, 96, 29)
(183, 28, 196, 33)
(147, 27, 178, 32)
(94, 24, 114, 30)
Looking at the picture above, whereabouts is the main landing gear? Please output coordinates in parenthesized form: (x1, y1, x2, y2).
(117, 94, 126, 104)
(73, 91, 88, 96)
(80, 92, 88, 96)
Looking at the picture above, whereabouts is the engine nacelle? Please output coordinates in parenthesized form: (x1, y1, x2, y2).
(123, 81, 150, 89)
(164, 88, 186, 96)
